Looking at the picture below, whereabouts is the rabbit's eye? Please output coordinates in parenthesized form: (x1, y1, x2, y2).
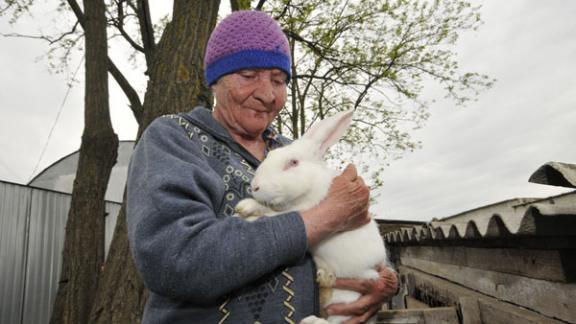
(284, 159, 299, 170)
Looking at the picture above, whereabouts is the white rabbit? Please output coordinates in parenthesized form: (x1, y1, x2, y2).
(235, 110, 388, 324)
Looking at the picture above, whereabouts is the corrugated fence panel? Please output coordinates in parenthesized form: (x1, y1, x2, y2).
(0, 182, 31, 324)
(22, 189, 71, 324)
(1, 181, 122, 324)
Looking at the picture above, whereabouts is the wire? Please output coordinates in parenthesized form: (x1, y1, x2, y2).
(27, 55, 85, 183)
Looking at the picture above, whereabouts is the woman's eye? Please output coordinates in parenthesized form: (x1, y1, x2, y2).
(273, 78, 286, 86)
(239, 71, 257, 79)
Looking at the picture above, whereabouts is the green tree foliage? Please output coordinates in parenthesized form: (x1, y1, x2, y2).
(260, 0, 493, 185)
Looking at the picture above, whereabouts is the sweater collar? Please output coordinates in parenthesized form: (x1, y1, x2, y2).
(186, 106, 285, 149)
(184, 106, 287, 166)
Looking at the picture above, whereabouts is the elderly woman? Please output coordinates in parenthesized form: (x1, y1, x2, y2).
(127, 10, 397, 324)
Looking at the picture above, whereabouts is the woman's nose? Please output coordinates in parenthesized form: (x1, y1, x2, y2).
(253, 79, 275, 104)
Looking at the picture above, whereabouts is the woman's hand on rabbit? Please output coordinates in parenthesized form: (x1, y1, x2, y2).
(324, 265, 399, 324)
(300, 164, 370, 246)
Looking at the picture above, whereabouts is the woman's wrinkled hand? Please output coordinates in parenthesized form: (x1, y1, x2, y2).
(301, 164, 371, 247)
(324, 265, 399, 324)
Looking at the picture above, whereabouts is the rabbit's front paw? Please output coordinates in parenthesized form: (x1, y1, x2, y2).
(316, 268, 336, 288)
(235, 198, 267, 219)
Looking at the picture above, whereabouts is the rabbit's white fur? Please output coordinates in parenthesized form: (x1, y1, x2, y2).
(235, 110, 387, 324)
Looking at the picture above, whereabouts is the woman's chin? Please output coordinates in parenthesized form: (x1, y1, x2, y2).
(243, 120, 271, 134)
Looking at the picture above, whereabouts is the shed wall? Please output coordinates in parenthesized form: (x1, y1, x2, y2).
(0, 181, 120, 324)
(0, 183, 30, 324)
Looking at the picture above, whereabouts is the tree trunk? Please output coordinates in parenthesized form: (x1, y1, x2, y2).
(88, 1, 220, 323)
(138, 0, 220, 134)
(87, 204, 147, 324)
(49, 0, 119, 323)
(230, 0, 252, 11)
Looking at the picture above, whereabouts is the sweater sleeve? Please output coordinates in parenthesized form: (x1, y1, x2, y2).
(126, 117, 308, 305)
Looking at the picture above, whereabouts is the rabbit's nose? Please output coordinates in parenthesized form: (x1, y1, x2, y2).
(252, 185, 260, 192)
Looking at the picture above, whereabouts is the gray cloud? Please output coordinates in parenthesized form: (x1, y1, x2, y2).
(375, 0, 576, 220)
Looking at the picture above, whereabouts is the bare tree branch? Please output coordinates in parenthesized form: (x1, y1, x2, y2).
(113, 1, 145, 53)
(283, 29, 324, 56)
(66, 0, 143, 121)
(273, 0, 290, 22)
(136, 0, 156, 65)
(0, 4, 10, 15)
(2, 20, 80, 45)
(67, 0, 86, 25)
(108, 63, 143, 122)
(255, 0, 267, 10)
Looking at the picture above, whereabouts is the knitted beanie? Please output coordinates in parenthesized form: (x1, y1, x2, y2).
(204, 10, 291, 86)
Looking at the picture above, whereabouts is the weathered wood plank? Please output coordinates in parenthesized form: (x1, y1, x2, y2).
(377, 307, 459, 324)
(405, 296, 430, 309)
(400, 266, 567, 324)
(401, 256, 576, 322)
(389, 273, 407, 310)
(477, 299, 562, 324)
(458, 297, 481, 324)
(400, 246, 570, 282)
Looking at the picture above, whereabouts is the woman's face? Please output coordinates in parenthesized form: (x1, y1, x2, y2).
(212, 68, 288, 140)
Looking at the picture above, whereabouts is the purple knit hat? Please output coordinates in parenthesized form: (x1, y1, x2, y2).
(204, 10, 291, 86)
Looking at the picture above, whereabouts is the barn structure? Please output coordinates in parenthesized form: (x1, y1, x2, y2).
(377, 162, 576, 323)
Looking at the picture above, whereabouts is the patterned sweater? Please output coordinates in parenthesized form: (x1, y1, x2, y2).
(127, 107, 319, 323)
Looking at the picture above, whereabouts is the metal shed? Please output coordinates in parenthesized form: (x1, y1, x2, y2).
(0, 180, 121, 324)
(28, 140, 135, 203)
(379, 162, 576, 323)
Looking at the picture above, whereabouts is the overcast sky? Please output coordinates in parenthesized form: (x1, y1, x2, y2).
(375, 0, 576, 220)
(1, 1, 575, 221)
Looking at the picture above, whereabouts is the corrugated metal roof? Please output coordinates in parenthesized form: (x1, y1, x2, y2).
(385, 191, 576, 244)
(28, 140, 134, 203)
(385, 162, 576, 244)
(529, 161, 576, 188)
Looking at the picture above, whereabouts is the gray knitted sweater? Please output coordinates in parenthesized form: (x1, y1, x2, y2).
(127, 107, 319, 323)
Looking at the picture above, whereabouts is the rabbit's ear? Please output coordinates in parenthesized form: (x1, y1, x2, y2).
(302, 109, 353, 157)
